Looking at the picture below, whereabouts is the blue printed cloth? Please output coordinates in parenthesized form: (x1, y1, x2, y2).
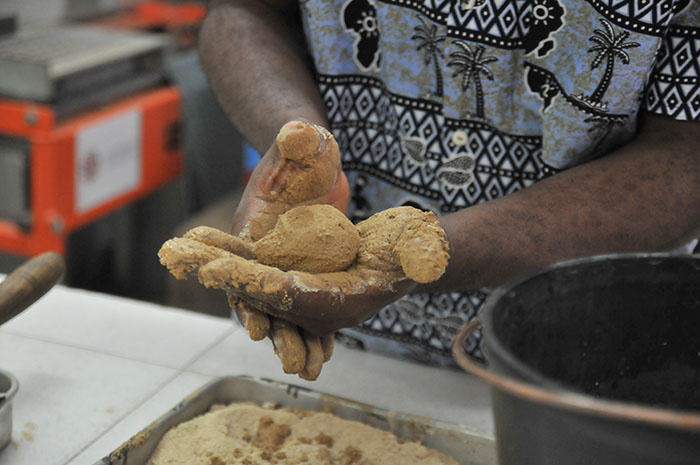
(297, 0, 700, 365)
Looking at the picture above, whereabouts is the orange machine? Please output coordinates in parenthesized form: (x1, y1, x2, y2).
(89, 1, 207, 48)
(0, 88, 181, 257)
(0, 25, 182, 258)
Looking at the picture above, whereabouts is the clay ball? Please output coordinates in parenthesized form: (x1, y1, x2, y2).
(254, 204, 360, 273)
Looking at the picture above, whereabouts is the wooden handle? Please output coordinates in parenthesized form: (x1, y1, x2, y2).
(0, 252, 65, 326)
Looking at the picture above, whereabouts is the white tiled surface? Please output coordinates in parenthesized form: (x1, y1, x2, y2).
(1, 286, 234, 369)
(68, 371, 214, 465)
(189, 330, 493, 433)
(0, 333, 177, 465)
(0, 284, 494, 465)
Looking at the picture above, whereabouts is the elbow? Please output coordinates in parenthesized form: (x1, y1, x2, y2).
(197, 3, 233, 73)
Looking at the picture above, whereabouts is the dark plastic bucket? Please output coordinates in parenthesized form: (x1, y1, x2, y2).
(454, 254, 700, 465)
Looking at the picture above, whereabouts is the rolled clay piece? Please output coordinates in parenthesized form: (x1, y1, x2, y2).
(393, 212, 450, 283)
(356, 207, 449, 283)
(254, 204, 360, 273)
(184, 226, 255, 260)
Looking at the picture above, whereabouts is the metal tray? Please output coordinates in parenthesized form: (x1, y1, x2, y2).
(94, 376, 495, 465)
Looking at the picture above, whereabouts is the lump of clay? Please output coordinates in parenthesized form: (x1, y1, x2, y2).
(247, 121, 341, 242)
(254, 204, 360, 273)
(356, 207, 449, 283)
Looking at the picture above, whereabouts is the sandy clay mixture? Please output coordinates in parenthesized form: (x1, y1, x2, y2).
(254, 204, 360, 273)
(159, 118, 449, 291)
(146, 402, 458, 465)
(158, 203, 450, 295)
(157, 120, 450, 381)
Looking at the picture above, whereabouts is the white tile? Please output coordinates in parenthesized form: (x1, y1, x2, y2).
(0, 333, 177, 465)
(0, 285, 235, 369)
(188, 330, 495, 435)
(67, 371, 214, 465)
(187, 326, 318, 382)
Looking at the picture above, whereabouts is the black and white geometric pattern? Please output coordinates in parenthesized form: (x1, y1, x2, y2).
(320, 74, 552, 212)
(356, 290, 488, 362)
(645, 25, 700, 120)
(441, 119, 550, 211)
(319, 74, 444, 199)
(447, 0, 533, 47)
(444, 0, 567, 56)
(380, 0, 452, 22)
(585, 0, 679, 35)
(301, 0, 699, 364)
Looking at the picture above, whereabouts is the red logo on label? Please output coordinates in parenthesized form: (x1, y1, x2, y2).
(82, 152, 98, 181)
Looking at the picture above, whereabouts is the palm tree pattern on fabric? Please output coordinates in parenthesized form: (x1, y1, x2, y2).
(447, 41, 498, 119)
(341, 0, 381, 71)
(411, 14, 447, 100)
(299, 0, 698, 365)
(587, 18, 641, 104)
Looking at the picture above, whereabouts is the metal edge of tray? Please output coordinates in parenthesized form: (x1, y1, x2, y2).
(94, 375, 495, 465)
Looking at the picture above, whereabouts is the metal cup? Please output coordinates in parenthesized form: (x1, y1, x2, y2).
(0, 368, 19, 451)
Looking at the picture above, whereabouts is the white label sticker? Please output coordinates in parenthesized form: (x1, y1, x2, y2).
(75, 109, 142, 214)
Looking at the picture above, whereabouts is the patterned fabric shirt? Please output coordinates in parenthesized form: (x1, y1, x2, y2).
(298, 0, 700, 365)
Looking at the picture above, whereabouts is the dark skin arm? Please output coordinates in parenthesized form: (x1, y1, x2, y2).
(199, 115, 700, 336)
(200, 0, 349, 231)
(425, 113, 700, 293)
(199, 0, 348, 377)
(199, 0, 328, 153)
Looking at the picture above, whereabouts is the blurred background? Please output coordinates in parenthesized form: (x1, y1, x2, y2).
(0, 0, 252, 316)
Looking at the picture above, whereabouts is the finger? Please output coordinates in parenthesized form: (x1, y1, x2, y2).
(286, 271, 416, 335)
(197, 256, 292, 308)
(394, 212, 449, 284)
(198, 255, 408, 333)
(247, 201, 290, 242)
(183, 226, 255, 260)
(228, 294, 270, 341)
(158, 238, 234, 280)
(320, 334, 334, 363)
(233, 121, 343, 241)
(231, 146, 286, 238)
(329, 169, 350, 215)
(292, 265, 405, 300)
(274, 121, 339, 205)
(270, 318, 306, 374)
(275, 120, 323, 163)
(298, 331, 324, 381)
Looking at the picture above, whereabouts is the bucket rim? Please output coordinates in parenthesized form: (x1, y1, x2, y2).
(463, 252, 700, 431)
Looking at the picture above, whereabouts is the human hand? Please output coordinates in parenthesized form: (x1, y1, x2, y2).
(158, 206, 449, 338)
(232, 120, 349, 241)
(231, 120, 349, 379)
(176, 120, 348, 379)
(158, 121, 449, 379)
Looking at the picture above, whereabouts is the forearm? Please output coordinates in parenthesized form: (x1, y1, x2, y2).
(428, 114, 700, 291)
(199, 0, 328, 153)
